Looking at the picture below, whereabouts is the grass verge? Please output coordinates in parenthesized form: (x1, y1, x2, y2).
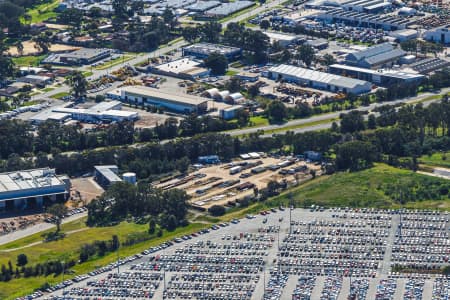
(419, 151, 450, 169)
(50, 92, 69, 99)
(94, 55, 134, 70)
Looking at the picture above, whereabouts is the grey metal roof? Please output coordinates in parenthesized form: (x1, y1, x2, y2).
(95, 165, 122, 183)
(186, 1, 220, 11)
(329, 64, 425, 81)
(363, 48, 406, 65)
(347, 43, 394, 62)
(205, 1, 253, 16)
(269, 64, 371, 89)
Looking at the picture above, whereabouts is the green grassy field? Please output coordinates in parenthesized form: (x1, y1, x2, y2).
(0, 219, 207, 299)
(420, 151, 450, 169)
(12, 55, 45, 67)
(23, 0, 60, 23)
(265, 164, 450, 210)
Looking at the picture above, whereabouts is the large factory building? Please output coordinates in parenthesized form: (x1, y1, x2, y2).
(0, 168, 70, 211)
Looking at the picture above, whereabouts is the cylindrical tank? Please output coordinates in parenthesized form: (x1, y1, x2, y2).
(123, 172, 137, 185)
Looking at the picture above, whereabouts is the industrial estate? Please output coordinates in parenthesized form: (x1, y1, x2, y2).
(0, 0, 449, 298)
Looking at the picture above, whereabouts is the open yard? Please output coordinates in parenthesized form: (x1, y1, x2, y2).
(157, 156, 321, 209)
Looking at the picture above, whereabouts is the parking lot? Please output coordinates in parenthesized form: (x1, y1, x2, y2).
(156, 156, 321, 209)
(33, 208, 450, 300)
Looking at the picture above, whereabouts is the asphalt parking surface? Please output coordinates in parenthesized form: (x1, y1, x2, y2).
(27, 208, 449, 300)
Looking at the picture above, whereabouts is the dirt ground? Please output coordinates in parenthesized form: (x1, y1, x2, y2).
(44, 23, 69, 30)
(6, 41, 80, 56)
(122, 106, 183, 128)
(157, 156, 322, 209)
(70, 177, 104, 205)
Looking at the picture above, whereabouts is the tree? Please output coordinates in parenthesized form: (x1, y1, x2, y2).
(260, 20, 270, 30)
(16, 254, 28, 267)
(322, 53, 336, 66)
(335, 140, 377, 171)
(15, 41, 24, 57)
(165, 214, 177, 231)
(340, 110, 365, 133)
(32, 33, 51, 54)
(47, 203, 68, 232)
(248, 84, 260, 98)
(266, 100, 287, 123)
(148, 218, 156, 234)
(236, 109, 250, 127)
(68, 71, 87, 99)
(368, 114, 377, 129)
(112, 0, 128, 20)
(208, 205, 226, 216)
(162, 8, 176, 29)
(297, 44, 315, 67)
(225, 77, 242, 93)
(182, 26, 199, 43)
(199, 21, 222, 43)
(204, 52, 228, 75)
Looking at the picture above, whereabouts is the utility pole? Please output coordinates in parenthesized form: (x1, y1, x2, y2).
(61, 260, 65, 299)
(288, 192, 293, 235)
(163, 268, 166, 299)
(262, 266, 266, 300)
(117, 243, 120, 274)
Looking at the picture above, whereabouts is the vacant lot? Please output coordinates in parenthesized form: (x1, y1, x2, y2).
(70, 177, 104, 204)
(267, 163, 450, 210)
(7, 41, 80, 56)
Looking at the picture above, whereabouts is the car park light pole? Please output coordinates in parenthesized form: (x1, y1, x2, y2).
(61, 260, 65, 299)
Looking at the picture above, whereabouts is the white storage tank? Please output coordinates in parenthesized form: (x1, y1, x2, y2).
(123, 172, 137, 185)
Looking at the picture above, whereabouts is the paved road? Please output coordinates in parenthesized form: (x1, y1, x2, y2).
(232, 88, 450, 138)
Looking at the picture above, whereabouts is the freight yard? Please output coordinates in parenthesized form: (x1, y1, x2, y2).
(40, 208, 450, 300)
(156, 154, 322, 209)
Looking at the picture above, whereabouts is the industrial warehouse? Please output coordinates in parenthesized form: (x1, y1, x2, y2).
(0, 168, 70, 211)
(267, 64, 372, 94)
(150, 58, 210, 80)
(107, 86, 208, 114)
(182, 43, 242, 61)
(30, 101, 138, 124)
(329, 64, 425, 86)
(344, 43, 406, 69)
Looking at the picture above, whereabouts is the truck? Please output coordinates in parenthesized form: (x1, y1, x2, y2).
(229, 166, 242, 175)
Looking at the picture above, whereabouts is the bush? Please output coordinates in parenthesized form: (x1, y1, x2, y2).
(17, 254, 28, 267)
(208, 205, 226, 216)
